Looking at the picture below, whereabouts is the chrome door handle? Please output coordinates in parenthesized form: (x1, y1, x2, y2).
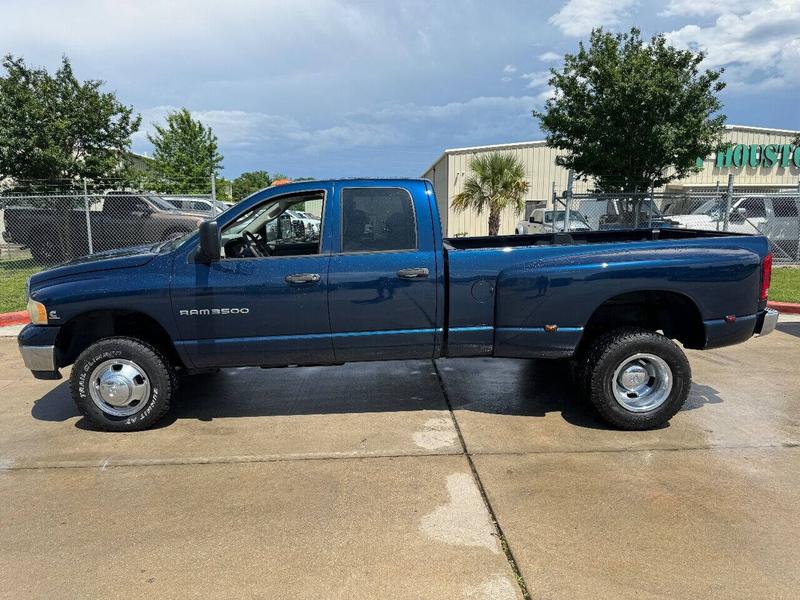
(285, 273, 321, 284)
(397, 267, 429, 279)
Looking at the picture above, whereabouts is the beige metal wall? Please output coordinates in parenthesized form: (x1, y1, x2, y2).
(424, 125, 800, 237)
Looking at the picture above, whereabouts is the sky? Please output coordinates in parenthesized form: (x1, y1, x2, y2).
(1, 0, 799, 179)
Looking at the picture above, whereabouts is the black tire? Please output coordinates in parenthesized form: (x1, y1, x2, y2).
(70, 337, 176, 432)
(580, 327, 691, 430)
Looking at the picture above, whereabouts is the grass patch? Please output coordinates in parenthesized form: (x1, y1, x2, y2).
(771, 266, 800, 303)
(0, 259, 41, 313)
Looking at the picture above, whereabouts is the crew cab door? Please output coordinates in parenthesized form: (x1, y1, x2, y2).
(326, 181, 440, 361)
(170, 186, 333, 368)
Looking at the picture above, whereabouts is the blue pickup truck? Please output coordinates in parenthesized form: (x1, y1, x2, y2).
(18, 179, 778, 431)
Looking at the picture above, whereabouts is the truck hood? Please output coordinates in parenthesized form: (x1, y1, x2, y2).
(28, 244, 159, 288)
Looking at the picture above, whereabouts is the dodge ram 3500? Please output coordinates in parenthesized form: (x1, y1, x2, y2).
(18, 179, 778, 431)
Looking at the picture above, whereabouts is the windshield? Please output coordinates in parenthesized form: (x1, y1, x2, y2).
(147, 195, 182, 211)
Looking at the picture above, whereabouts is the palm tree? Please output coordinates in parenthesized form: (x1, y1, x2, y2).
(451, 153, 529, 236)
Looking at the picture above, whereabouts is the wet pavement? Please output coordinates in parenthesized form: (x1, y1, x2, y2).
(0, 320, 798, 599)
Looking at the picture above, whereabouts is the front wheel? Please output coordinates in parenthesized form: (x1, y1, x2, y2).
(70, 337, 176, 431)
(580, 328, 691, 430)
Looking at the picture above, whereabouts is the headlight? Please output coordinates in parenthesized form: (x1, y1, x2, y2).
(27, 299, 48, 325)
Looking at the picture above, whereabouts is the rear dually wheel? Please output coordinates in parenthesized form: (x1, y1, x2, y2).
(580, 328, 691, 430)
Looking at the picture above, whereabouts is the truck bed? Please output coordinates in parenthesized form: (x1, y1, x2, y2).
(443, 228, 769, 359)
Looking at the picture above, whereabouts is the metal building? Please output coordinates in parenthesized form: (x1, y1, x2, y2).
(422, 124, 800, 237)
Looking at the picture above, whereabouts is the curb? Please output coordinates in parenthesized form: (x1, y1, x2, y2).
(0, 311, 29, 327)
(768, 301, 800, 315)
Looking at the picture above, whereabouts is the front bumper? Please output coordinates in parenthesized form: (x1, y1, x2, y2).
(755, 308, 779, 336)
(18, 324, 62, 380)
(20, 345, 57, 371)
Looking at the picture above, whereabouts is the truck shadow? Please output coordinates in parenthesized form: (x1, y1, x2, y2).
(30, 357, 721, 431)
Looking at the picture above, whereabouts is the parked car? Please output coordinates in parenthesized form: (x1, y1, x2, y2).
(669, 196, 800, 257)
(516, 209, 591, 234)
(162, 196, 230, 214)
(3, 192, 206, 264)
(18, 178, 777, 432)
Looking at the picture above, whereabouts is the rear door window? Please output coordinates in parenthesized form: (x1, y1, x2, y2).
(341, 188, 416, 252)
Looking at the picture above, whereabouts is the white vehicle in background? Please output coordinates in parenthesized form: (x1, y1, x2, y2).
(162, 196, 231, 214)
(669, 195, 800, 258)
(516, 208, 591, 234)
(285, 210, 321, 234)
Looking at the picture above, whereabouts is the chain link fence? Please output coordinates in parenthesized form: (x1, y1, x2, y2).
(543, 178, 800, 265)
(0, 183, 230, 311)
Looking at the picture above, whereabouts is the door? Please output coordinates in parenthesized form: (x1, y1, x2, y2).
(327, 183, 439, 362)
(171, 188, 333, 368)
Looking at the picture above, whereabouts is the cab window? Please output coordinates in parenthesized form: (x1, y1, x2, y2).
(220, 192, 323, 258)
(341, 188, 416, 252)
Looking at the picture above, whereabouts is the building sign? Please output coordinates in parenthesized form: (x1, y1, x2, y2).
(714, 144, 800, 169)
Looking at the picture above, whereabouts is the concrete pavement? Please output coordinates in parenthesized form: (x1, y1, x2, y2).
(1, 322, 798, 599)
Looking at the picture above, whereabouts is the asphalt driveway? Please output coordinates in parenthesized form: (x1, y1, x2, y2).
(0, 320, 798, 599)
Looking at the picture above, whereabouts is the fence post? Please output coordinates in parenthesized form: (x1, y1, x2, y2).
(210, 173, 217, 217)
(647, 184, 654, 228)
(722, 174, 734, 232)
(564, 169, 574, 232)
(796, 178, 800, 263)
(550, 181, 557, 232)
(83, 178, 94, 255)
(715, 180, 721, 231)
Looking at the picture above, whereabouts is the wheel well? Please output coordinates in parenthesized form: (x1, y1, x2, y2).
(56, 310, 184, 369)
(580, 291, 705, 351)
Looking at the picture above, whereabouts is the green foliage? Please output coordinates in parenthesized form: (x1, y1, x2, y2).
(232, 170, 275, 201)
(771, 267, 800, 303)
(451, 153, 529, 236)
(0, 55, 141, 191)
(533, 28, 727, 192)
(0, 259, 40, 313)
(147, 108, 223, 194)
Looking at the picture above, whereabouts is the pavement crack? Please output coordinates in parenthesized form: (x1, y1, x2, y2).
(432, 360, 532, 600)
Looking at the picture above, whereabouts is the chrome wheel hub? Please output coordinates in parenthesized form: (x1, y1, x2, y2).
(612, 353, 673, 412)
(89, 359, 150, 417)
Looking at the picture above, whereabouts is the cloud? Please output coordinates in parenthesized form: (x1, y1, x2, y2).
(132, 95, 541, 175)
(503, 64, 518, 73)
(548, 0, 637, 36)
(520, 71, 550, 89)
(658, 1, 749, 18)
(665, 1, 800, 88)
(538, 51, 561, 61)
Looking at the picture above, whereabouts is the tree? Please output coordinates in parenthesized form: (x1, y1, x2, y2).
(0, 55, 140, 190)
(533, 27, 726, 192)
(232, 170, 276, 201)
(147, 108, 223, 193)
(451, 153, 529, 236)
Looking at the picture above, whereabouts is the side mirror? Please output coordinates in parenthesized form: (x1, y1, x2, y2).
(197, 220, 221, 262)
